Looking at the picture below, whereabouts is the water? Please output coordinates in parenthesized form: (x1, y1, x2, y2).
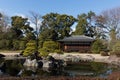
(64, 62, 117, 78)
(0, 58, 119, 77)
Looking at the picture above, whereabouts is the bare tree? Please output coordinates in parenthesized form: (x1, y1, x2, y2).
(0, 12, 10, 32)
(96, 7, 120, 40)
(29, 11, 42, 49)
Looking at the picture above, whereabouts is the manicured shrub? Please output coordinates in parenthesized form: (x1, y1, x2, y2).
(23, 40, 37, 56)
(38, 41, 62, 57)
(39, 47, 49, 57)
(42, 41, 59, 53)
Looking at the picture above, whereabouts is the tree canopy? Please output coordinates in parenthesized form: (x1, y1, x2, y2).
(0, 7, 120, 54)
(40, 13, 76, 40)
(73, 11, 96, 38)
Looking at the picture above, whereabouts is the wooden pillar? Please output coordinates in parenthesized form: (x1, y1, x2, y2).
(64, 44, 67, 51)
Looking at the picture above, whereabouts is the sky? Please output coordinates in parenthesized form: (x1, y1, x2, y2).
(1, 0, 120, 18)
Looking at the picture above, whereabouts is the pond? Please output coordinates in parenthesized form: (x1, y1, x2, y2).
(64, 62, 120, 78)
(0, 58, 119, 78)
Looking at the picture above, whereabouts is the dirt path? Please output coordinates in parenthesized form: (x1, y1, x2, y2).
(0, 52, 20, 56)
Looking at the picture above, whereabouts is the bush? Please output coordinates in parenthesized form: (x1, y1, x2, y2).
(13, 40, 19, 50)
(5, 40, 13, 49)
(100, 51, 108, 56)
(38, 41, 62, 57)
(23, 47, 36, 56)
(19, 41, 27, 50)
(110, 51, 120, 57)
(42, 41, 60, 53)
(23, 40, 37, 56)
(54, 49, 63, 54)
(39, 47, 49, 57)
(91, 39, 106, 54)
(112, 41, 120, 57)
(0, 39, 9, 49)
(113, 41, 120, 52)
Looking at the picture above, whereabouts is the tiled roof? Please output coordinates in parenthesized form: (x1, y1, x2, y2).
(58, 35, 94, 42)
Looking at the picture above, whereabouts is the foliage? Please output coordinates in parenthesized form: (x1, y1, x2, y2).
(112, 41, 120, 57)
(95, 7, 120, 40)
(38, 41, 61, 57)
(0, 39, 7, 49)
(113, 41, 120, 52)
(0, 39, 26, 50)
(54, 49, 63, 54)
(42, 41, 59, 52)
(110, 51, 120, 57)
(12, 40, 20, 50)
(0, 16, 35, 51)
(0, 39, 12, 49)
(100, 51, 108, 56)
(38, 47, 49, 57)
(72, 14, 87, 35)
(1, 10, 120, 52)
(39, 13, 76, 44)
(19, 41, 27, 50)
(39, 28, 58, 42)
(24, 32, 36, 41)
(11, 16, 34, 39)
(91, 39, 106, 53)
(73, 11, 96, 37)
(108, 29, 117, 50)
(23, 40, 36, 56)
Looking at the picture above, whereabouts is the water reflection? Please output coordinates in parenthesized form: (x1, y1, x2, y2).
(0, 58, 66, 77)
(64, 62, 119, 78)
(0, 58, 119, 77)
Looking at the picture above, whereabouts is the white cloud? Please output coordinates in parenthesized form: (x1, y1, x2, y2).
(13, 13, 27, 18)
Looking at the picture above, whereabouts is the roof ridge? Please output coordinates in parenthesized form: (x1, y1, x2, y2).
(58, 35, 95, 42)
(72, 35, 94, 39)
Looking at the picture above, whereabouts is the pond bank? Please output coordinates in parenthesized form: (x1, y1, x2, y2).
(1, 52, 120, 65)
(0, 75, 120, 80)
(0, 52, 109, 62)
(50, 53, 109, 63)
(0, 52, 19, 56)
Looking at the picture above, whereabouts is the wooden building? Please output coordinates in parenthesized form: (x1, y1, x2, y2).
(58, 35, 95, 53)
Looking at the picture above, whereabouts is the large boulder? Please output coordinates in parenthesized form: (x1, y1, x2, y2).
(23, 58, 38, 67)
